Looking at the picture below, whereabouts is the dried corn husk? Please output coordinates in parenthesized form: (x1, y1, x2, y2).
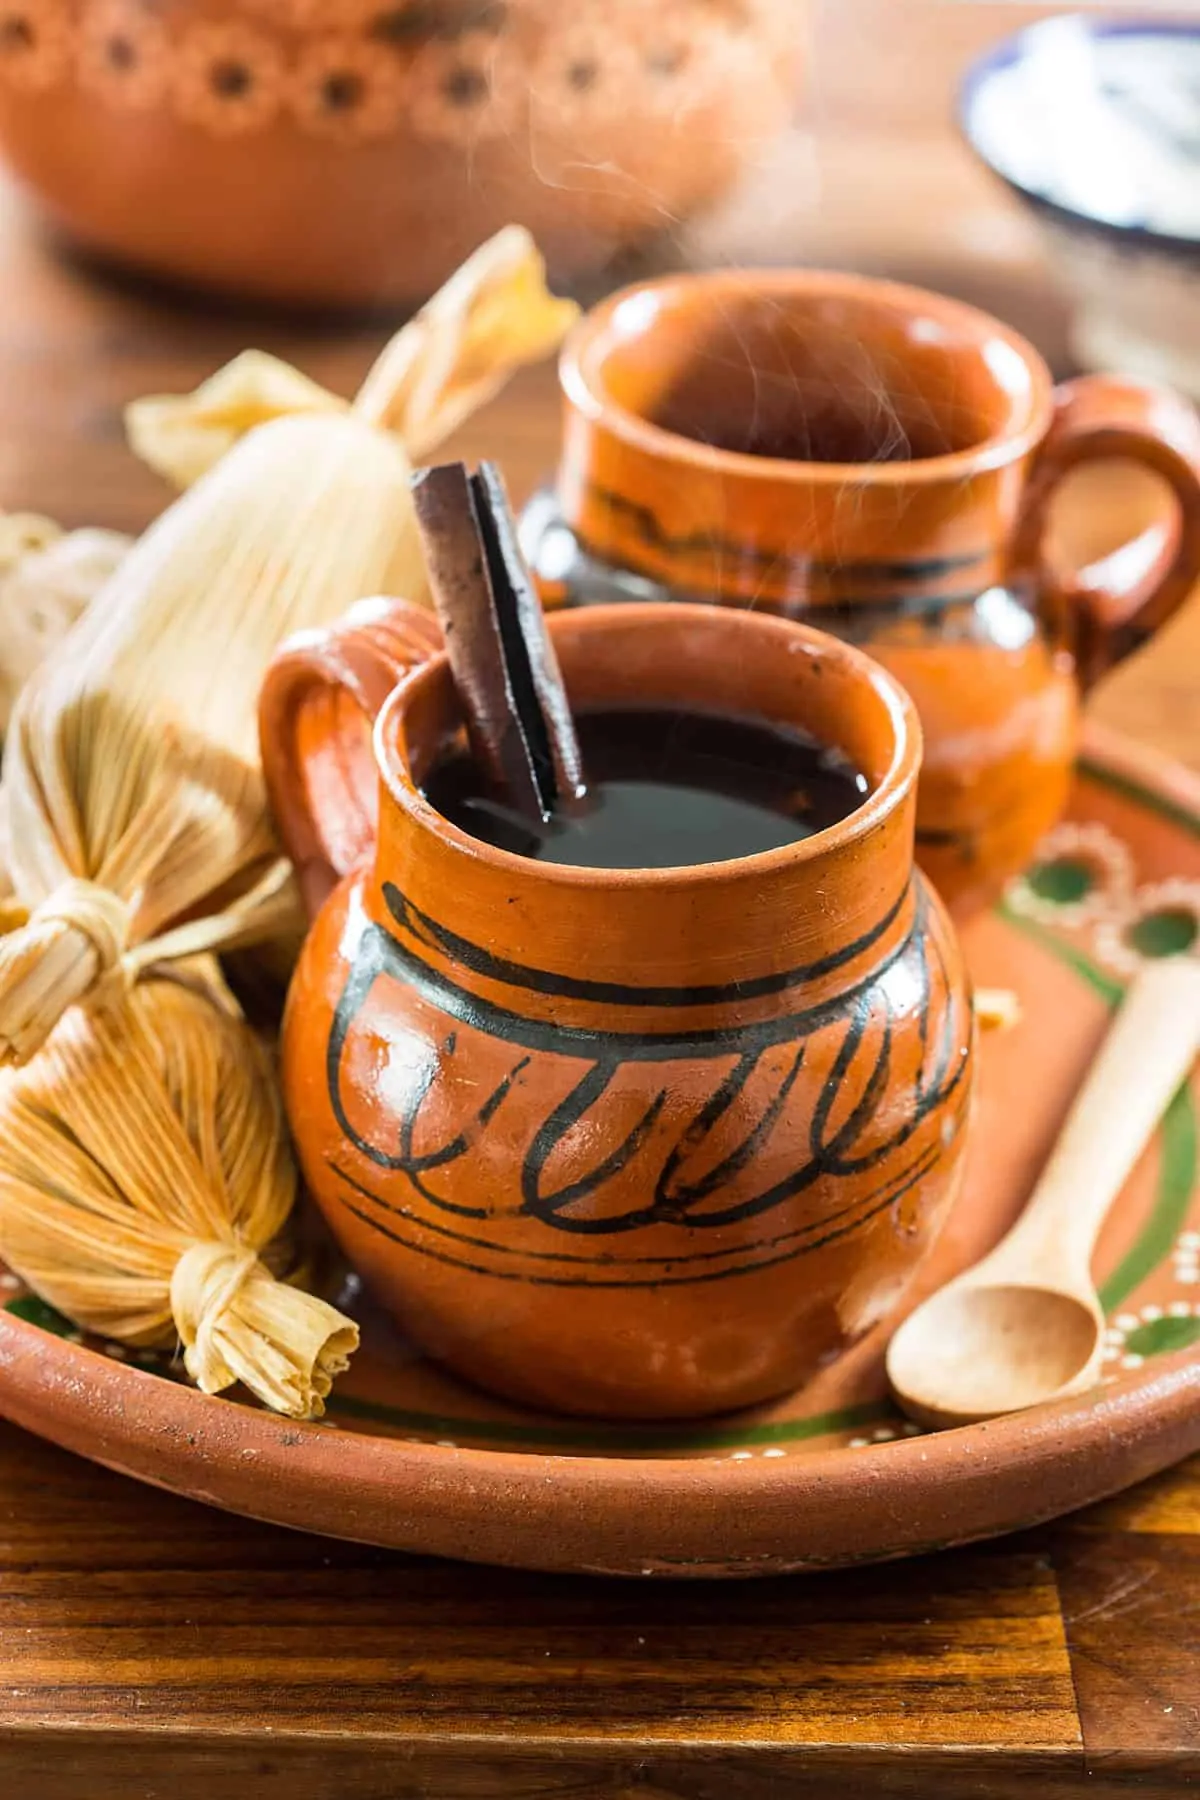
(126, 352, 347, 491)
(0, 965, 357, 1417)
(0, 514, 130, 733)
(128, 223, 578, 485)
(0, 225, 576, 1065)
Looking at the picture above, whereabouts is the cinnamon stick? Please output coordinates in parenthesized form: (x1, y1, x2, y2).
(411, 460, 584, 821)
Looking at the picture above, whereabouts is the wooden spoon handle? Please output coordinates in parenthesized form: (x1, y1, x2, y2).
(994, 958, 1200, 1280)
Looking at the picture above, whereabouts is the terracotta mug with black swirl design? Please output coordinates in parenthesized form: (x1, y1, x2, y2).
(260, 599, 975, 1419)
(524, 270, 1200, 916)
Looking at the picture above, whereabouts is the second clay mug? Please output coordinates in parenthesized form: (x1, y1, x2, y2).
(523, 270, 1200, 915)
(260, 599, 974, 1420)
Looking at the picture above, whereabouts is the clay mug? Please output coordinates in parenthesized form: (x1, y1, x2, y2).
(260, 598, 974, 1420)
(522, 270, 1200, 916)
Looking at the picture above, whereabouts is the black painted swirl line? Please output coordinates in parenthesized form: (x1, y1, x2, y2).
(325, 925, 529, 1201)
(326, 922, 402, 1169)
(329, 1136, 942, 1273)
(334, 1150, 944, 1290)
(921, 924, 948, 1086)
(654, 1045, 806, 1216)
(812, 975, 903, 1176)
(399, 1055, 534, 1220)
(914, 923, 932, 1083)
(520, 1062, 669, 1231)
(935, 920, 968, 1086)
(392, 1051, 488, 1219)
(808, 986, 884, 1161)
(381, 880, 911, 1009)
(396, 1055, 455, 1174)
(905, 914, 967, 1133)
(520, 1039, 809, 1236)
(817, 926, 968, 1177)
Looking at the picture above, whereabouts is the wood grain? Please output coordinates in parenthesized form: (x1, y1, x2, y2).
(0, 1427, 1083, 1799)
(2, 1431, 1197, 1798)
(1082, 1456, 1200, 1538)
(0, 1, 1198, 1790)
(0, 1431, 1074, 1746)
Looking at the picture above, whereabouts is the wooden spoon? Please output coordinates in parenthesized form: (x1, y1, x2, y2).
(887, 957, 1200, 1430)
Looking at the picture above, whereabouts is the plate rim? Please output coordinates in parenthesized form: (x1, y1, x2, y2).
(957, 12, 1200, 264)
(2, 720, 1198, 1576)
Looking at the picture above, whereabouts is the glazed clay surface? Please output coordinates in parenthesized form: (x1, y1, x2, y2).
(262, 601, 974, 1420)
(0, 1, 797, 307)
(531, 270, 1200, 914)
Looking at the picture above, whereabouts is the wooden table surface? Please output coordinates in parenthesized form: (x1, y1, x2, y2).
(2, 5, 1199, 1794)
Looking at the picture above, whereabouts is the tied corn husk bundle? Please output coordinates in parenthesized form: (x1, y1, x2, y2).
(0, 960, 357, 1417)
(0, 226, 574, 1414)
(0, 513, 130, 734)
(0, 517, 130, 915)
(0, 225, 577, 1065)
(128, 222, 576, 490)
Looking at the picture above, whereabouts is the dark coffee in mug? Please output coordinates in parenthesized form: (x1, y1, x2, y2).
(422, 705, 868, 869)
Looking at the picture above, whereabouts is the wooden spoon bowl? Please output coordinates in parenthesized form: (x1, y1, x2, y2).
(888, 958, 1200, 1429)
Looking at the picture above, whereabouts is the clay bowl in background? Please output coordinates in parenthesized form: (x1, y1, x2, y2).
(0, 0, 800, 310)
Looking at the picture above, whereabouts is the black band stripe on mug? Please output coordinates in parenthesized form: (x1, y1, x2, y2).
(328, 1136, 946, 1273)
(335, 890, 924, 1070)
(584, 485, 991, 588)
(382, 879, 912, 1009)
(334, 1148, 951, 1289)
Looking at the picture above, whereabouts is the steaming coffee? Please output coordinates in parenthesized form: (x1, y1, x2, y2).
(423, 706, 868, 869)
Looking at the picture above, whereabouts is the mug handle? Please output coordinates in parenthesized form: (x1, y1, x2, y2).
(258, 596, 443, 919)
(1007, 375, 1200, 690)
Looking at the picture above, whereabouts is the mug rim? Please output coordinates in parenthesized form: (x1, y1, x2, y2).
(561, 266, 1056, 487)
(375, 601, 920, 893)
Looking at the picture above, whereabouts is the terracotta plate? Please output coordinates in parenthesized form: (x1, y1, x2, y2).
(1, 723, 1199, 1577)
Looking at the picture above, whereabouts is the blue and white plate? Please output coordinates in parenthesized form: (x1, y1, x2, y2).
(960, 15, 1200, 393)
